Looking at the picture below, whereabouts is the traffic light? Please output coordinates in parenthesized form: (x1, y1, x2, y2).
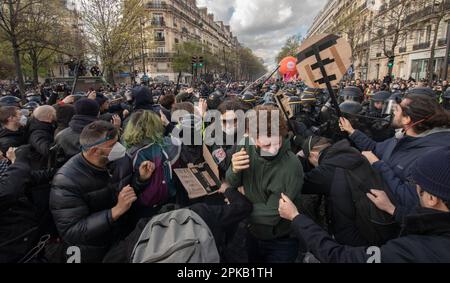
(388, 56, 395, 69)
(192, 56, 198, 68)
(198, 56, 204, 68)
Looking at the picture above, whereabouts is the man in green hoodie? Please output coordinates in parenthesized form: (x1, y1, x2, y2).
(226, 105, 304, 263)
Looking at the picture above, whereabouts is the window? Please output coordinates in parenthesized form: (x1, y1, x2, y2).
(152, 14, 164, 26)
(156, 47, 165, 53)
(410, 58, 445, 81)
(155, 30, 165, 41)
(426, 26, 431, 43)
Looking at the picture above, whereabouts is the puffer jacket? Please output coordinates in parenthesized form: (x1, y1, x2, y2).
(50, 153, 149, 262)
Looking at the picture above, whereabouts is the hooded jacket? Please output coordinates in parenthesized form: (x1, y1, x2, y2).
(226, 136, 304, 240)
(303, 140, 399, 246)
(55, 115, 98, 160)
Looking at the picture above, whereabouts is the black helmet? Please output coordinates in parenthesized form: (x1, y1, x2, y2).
(406, 87, 436, 97)
(0, 96, 21, 107)
(340, 86, 363, 102)
(23, 101, 40, 111)
(301, 93, 317, 105)
(303, 87, 321, 96)
(339, 100, 362, 115)
(241, 93, 256, 104)
(288, 96, 302, 116)
(372, 91, 391, 102)
(207, 90, 224, 110)
(26, 95, 42, 104)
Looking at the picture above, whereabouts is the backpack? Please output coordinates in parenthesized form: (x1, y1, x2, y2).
(130, 209, 220, 263)
(343, 165, 400, 245)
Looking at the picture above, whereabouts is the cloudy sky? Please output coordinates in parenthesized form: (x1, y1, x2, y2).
(196, 0, 328, 68)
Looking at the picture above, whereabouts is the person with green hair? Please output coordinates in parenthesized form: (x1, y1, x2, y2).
(123, 110, 181, 219)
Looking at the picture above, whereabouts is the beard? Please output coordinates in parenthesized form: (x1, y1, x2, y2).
(391, 115, 404, 129)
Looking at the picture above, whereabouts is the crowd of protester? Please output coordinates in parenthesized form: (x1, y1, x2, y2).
(0, 74, 449, 263)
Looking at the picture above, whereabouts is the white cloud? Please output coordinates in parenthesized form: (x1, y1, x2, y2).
(197, 0, 328, 67)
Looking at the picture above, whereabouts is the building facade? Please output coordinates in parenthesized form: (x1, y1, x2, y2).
(307, 0, 450, 82)
(137, 0, 240, 82)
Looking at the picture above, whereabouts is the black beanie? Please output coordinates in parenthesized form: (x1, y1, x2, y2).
(412, 147, 450, 201)
(74, 98, 100, 117)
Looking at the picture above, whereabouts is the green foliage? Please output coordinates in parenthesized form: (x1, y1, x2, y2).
(275, 34, 302, 64)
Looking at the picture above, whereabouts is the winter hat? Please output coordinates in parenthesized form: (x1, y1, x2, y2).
(132, 86, 153, 108)
(412, 147, 450, 201)
(55, 104, 76, 126)
(74, 98, 100, 117)
(406, 87, 436, 98)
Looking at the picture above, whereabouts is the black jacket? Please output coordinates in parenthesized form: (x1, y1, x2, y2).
(50, 153, 149, 263)
(54, 115, 97, 161)
(303, 140, 365, 195)
(28, 119, 55, 169)
(0, 127, 26, 154)
(0, 159, 38, 263)
(303, 140, 398, 246)
(292, 208, 450, 263)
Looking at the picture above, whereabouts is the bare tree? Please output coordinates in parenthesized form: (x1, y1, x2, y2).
(0, 0, 41, 96)
(330, 6, 368, 65)
(80, 0, 151, 84)
(427, 0, 450, 84)
(371, 0, 421, 77)
(21, 0, 69, 85)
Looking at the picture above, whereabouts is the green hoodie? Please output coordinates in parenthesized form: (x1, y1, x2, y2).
(226, 136, 304, 240)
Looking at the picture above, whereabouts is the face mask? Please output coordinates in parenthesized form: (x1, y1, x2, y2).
(256, 147, 280, 161)
(223, 126, 236, 136)
(19, 115, 28, 127)
(107, 142, 126, 162)
(395, 128, 404, 139)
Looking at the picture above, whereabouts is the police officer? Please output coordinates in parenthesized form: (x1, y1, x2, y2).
(368, 91, 392, 117)
(366, 91, 395, 142)
(339, 86, 364, 104)
(207, 90, 225, 110)
(443, 88, 450, 110)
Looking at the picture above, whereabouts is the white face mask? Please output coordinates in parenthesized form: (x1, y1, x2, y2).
(223, 126, 236, 136)
(108, 142, 126, 162)
(395, 128, 404, 139)
(19, 115, 28, 127)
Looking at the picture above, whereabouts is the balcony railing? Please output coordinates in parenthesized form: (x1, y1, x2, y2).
(154, 37, 165, 42)
(146, 2, 168, 9)
(412, 42, 431, 51)
(149, 52, 171, 58)
(399, 47, 407, 53)
(151, 19, 166, 27)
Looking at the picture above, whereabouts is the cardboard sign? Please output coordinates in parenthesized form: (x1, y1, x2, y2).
(296, 34, 352, 88)
(275, 91, 294, 119)
(174, 144, 222, 199)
